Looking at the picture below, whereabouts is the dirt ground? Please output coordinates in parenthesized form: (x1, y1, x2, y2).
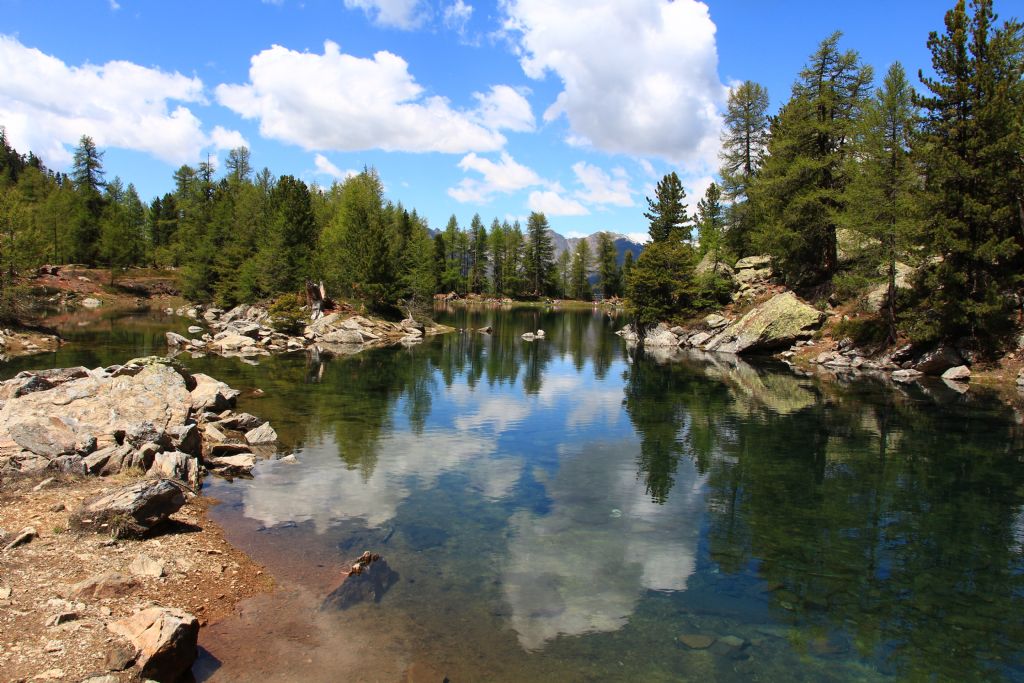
(0, 471, 273, 682)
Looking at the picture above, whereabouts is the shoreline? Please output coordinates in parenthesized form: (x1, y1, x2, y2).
(0, 470, 272, 682)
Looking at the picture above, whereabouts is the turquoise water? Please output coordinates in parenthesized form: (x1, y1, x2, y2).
(6, 305, 1024, 681)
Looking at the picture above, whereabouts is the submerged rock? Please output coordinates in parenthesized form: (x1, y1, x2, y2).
(322, 554, 399, 611)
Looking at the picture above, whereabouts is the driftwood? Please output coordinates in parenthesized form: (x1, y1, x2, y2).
(305, 280, 333, 320)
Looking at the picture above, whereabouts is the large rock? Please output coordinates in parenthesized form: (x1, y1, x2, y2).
(245, 422, 277, 444)
(734, 255, 771, 271)
(322, 328, 365, 345)
(210, 332, 255, 353)
(71, 479, 187, 538)
(107, 606, 199, 682)
(148, 452, 200, 487)
(705, 292, 825, 354)
(694, 253, 734, 278)
(643, 324, 680, 348)
(72, 571, 139, 599)
(941, 365, 971, 381)
(189, 373, 240, 412)
(913, 345, 964, 375)
(0, 364, 190, 458)
(165, 332, 189, 348)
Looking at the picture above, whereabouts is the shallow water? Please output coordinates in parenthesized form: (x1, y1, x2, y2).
(6, 305, 1024, 681)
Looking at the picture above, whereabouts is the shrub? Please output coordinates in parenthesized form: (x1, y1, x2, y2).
(268, 293, 307, 335)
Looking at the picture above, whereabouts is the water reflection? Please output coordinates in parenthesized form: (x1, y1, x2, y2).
(7, 306, 1024, 680)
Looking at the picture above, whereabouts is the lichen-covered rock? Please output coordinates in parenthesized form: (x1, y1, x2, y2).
(705, 292, 825, 354)
(107, 606, 199, 682)
(734, 255, 771, 270)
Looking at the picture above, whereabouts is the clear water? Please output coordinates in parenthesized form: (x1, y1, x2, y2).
(6, 305, 1024, 681)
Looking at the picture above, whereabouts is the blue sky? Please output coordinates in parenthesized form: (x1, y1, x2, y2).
(0, 0, 975, 241)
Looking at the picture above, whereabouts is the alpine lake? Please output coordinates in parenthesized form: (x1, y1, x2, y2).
(3, 304, 1023, 682)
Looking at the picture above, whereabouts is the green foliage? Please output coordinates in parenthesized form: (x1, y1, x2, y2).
(644, 172, 690, 243)
(524, 212, 555, 295)
(751, 32, 873, 288)
(842, 62, 920, 343)
(626, 241, 699, 328)
(569, 238, 592, 301)
(832, 315, 889, 347)
(596, 231, 622, 299)
(696, 182, 726, 269)
(268, 292, 307, 334)
(913, 0, 1024, 348)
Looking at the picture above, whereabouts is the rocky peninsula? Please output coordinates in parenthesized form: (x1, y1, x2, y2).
(0, 357, 284, 682)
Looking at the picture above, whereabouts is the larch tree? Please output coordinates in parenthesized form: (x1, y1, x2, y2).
(570, 238, 592, 300)
(719, 81, 770, 256)
(596, 232, 622, 299)
(843, 62, 920, 345)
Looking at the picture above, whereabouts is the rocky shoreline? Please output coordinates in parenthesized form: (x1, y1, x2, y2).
(164, 303, 454, 360)
(0, 358, 284, 681)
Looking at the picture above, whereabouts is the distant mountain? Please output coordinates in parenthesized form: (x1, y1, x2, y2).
(547, 230, 644, 267)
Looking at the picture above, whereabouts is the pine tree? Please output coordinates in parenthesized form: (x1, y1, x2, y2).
(644, 172, 689, 243)
(720, 81, 770, 256)
(556, 249, 571, 298)
(844, 62, 920, 344)
(914, 0, 1024, 346)
(524, 212, 555, 295)
(752, 32, 873, 288)
(488, 218, 505, 295)
(596, 231, 622, 299)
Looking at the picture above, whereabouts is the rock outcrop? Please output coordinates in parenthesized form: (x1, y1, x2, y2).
(70, 479, 187, 539)
(107, 606, 200, 682)
(701, 292, 825, 354)
(166, 303, 453, 359)
(0, 359, 281, 487)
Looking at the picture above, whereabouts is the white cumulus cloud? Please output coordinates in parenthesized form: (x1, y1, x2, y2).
(209, 126, 249, 151)
(0, 35, 237, 167)
(472, 85, 535, 133)
(216, 41, 512, 155)
(528, 188, 589, 216)
(501, 0, 727, 169)
(343, 0, 427, 29)
(448, 151, 543, 203)
(571, 161, 633, 207)
(443, 0, 474, 34)
(313, 153, 357, 180)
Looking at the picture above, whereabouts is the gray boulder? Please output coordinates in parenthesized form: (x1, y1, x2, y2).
(914, 345, 964, 375)
(704, 292, 825, 354)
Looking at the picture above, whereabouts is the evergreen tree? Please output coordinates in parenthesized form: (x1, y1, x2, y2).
(644, 172, 689, 243)
(468, 213, 489, 293)
(569, 238, 592, 300)
(622, 250, 634, 289)
(504, 220, 526, 296)
(752, 32, 873, 288)
(720, 81, 770, 256)
(556, 249, 571, 298)
(488, 218, 505, 295)
(524, 211, 555, 295)
(70, 135, 106, 264)
(596, 231, 622, 299)
(844, 62, 920, 344)
(696, 182, 726, 269)
(914, 0, 1024, 345)
(627, 241, 699, 329)
(432, 232, 446, 292)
